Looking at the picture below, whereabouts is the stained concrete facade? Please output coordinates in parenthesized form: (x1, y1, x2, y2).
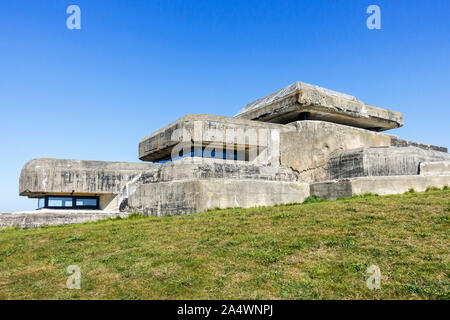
(328, 146, 450, 180)
(10, 81, 450, 228)
(139, 114, 293, 163)
(310, 172, 450, 200)
(19, 159, 158, 211)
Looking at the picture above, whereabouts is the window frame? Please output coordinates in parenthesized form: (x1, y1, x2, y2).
(39, 196, 99, 210)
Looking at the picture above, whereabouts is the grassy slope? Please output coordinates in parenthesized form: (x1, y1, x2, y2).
(0, 189, 449, 300)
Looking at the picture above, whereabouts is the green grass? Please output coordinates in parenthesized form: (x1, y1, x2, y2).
(0, 189, 449, 300)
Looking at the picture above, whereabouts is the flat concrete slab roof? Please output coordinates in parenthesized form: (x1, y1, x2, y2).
(235, 81, 403, 131)
(139, 114, 294, 162)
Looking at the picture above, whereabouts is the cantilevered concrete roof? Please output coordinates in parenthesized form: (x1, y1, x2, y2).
(139, 114, 294, 162)
(235, 81, 403, 131)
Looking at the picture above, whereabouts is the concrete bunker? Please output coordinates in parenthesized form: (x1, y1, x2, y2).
(13, 81, 449, 227)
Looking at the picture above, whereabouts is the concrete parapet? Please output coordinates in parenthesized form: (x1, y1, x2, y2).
(390, 136, 447, 153)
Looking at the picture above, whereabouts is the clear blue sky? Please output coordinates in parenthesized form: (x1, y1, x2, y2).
(0, 0, 449, 212)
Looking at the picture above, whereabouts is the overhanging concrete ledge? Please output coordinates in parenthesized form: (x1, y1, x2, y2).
(235, 82, 403, 131)
(139, 114, 294, 162)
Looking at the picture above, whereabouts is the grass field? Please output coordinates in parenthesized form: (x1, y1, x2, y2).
(0, 188, 449, 300)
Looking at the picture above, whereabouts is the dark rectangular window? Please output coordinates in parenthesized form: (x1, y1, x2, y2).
(156, 146, 241, 163)
(48, 197, 73, 208)
(76, 198, 98, 207)
(37, 196, 99, 210)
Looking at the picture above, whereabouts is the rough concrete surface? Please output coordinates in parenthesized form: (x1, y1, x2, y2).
(309, 180, 353, 200)
(279, 121, 392, 183)
(19, 158, 157, 197)
(328, 147, 450, 179)
(390, 136, 447, 153)
(279, 121, 448, 183)
(235, 81, 403, 131)
(139, 114, 294, 162)
(311, 175, 450, 200)
(19, 157, 304, 216)
(19, 158, 158, 210)
(0, 210, 124, 229)
(117, 159, 304, 215)
(122, 179, 310, 216)
(420, 161, 450, 176)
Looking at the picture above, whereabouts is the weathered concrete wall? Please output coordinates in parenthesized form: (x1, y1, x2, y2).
(235, 82, 403, 131)
(20, 157, 303, 214)
(195, 180, 309, 211)
(420, 161, 450, 176)
(279, 121, 448, 183)
(115, 158, 302, 214)
(311, 175, 450, 200)
(121, 180, 198, 216)
(0, 210, 125, 229)
(122, 179, 309, 216)
(328, 147, 450, 179)
(100, 194, 120, 211)
(279, 121, 392, 183)
(134, 158, 299, 183)
(19, 158, 158, 197)
(351, 175, 450, 195)
(309, 180, 353, 200)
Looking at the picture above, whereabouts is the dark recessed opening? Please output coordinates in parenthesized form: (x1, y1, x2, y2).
(37, 196, 99, 210)
(155, 145, 251, 163)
